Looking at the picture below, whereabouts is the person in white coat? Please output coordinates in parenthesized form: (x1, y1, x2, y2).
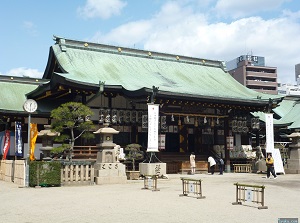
(190, 152, 196, 175)
(208, 156, 216, 174)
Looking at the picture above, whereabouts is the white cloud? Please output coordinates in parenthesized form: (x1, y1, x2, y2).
(22, 21, 38, 36)
(213, 0, 289, 19)
(91, 20, 153, 47)
(90, 1, 300, 84)
(77, 0, 127, 19)
(0, 67, 43, 79)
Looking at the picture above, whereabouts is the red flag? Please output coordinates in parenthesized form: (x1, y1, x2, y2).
(2, 130, 10, 160)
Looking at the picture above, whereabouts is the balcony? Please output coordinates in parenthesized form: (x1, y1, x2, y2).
(246, 80, 278, 87)
(253, 88, 278, 95)
(246, 71, 277, 78)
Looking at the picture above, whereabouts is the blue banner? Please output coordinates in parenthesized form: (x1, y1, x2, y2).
(15, 121, 23, 157)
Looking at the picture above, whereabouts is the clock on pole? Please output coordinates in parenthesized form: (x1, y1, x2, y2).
(23, 99, 38, 113)
(23, 98, 37, 187)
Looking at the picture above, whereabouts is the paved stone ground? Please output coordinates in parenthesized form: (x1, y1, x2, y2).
(0, 172, 299, 223)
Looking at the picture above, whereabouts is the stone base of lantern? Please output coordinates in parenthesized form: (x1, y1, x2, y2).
(285, 148, 300, 174)
(139, 163, 167, 177)
(94, 162, 127, 184)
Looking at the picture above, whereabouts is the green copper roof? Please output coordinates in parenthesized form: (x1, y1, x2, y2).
(50, 36, 281, 104)
(252, 98, 300, 128)
(272, 99, 295, 118)
(0, 80, 39, 113)
(279, 101, 300, 129)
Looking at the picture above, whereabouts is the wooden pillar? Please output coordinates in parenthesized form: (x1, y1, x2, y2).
(224, 117, 231, 172)
(194, 127, 202, 154)
(81, 94, 86, 104)
(255, 130, 260, 147)
(179, 124, 188, 153)
(131, 124, 137, 143)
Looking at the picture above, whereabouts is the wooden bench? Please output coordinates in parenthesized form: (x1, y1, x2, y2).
(233, 164, 252, 173)
(179, 161, 208, 174)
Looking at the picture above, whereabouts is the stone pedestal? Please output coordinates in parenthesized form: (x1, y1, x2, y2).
(94, 163, 127, 184)
(286, 148, 300, 174)
(93, 124, 127, 184)
(139, 163, 167, 176)
(286, 132, 300, 174)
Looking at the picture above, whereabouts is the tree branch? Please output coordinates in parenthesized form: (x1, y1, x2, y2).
(74, 130, 86, 141)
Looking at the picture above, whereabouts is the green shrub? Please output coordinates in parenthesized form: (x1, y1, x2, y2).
(29, 161, 61, 187)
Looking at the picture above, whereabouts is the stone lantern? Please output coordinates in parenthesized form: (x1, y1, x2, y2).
(93, 123, 127, 184)
(38, 125, 59, 161)
(286, 131, 300, 174)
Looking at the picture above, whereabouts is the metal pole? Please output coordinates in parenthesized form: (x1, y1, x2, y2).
(25, 113, 31, 187)
(261, 187, 265, 207)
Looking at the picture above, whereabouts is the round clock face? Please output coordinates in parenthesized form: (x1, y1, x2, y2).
(23, 99, 38, 113)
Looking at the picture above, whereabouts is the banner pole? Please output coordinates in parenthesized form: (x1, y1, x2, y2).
(25, 113, 31, 187)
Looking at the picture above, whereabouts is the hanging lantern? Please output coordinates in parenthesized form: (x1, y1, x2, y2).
(99, 109, 104, 124)
(111, 109, 118, 124)
(142, 115, 148, 128)
(105, 114, 111, 123)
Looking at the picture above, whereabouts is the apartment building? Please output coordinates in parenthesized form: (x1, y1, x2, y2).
(226, 55, 278, 95)
(295, 63, 300, 81)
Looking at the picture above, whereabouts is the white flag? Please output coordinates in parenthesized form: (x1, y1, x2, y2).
(265, 113, 274, 153)
(147, 104, 159, 152)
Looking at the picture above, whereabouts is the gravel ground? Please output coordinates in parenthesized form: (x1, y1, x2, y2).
(0, 173, 299, 223)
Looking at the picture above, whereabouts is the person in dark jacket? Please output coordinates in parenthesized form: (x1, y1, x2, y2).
(218, 158, 224, 175)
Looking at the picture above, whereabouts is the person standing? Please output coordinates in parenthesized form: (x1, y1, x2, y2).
(190, 152, 196, 175)
(218, 158, 224, 175)
(266, 153, 277, 179)
(208, 156, 216, 175)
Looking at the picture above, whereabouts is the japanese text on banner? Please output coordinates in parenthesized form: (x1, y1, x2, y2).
(147, 104, 159, 152)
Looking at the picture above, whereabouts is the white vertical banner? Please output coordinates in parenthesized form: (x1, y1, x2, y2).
(272, 148, 285, 174)
(147, 104, 159, 152)
(265, 113, 274, 153)
(15, 121, 23, 157)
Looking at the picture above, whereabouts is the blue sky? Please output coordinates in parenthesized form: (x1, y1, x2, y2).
(1, 0, 300, 84)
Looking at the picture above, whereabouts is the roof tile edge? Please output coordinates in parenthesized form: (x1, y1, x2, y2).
(53, 35, 225, 69)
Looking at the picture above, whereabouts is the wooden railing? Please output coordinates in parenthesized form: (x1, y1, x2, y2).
(72, 146, 98, 160)
(232, 183, 268, 209)
(61, 161, 95, 186)
(179, 177, 206, 199)
(0, 160, 95, 186)
(142, 175, 159, 191)
(233, 164, 252, 173)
